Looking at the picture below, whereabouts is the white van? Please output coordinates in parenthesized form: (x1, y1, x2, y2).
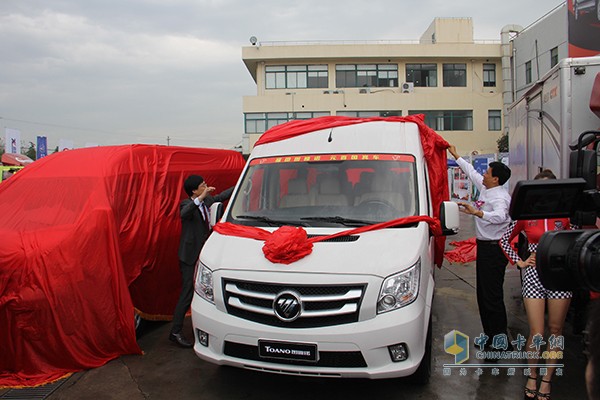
(191, 119, 459, 382)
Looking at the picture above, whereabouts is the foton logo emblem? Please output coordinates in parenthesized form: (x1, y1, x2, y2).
(273, 291, 302, 322)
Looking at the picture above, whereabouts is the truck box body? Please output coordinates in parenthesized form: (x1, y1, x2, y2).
(190, 118, 456, 380)
(507, 56, 600, 186)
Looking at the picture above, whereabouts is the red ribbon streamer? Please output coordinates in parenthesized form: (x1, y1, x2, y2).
(213, 216, 442, 265)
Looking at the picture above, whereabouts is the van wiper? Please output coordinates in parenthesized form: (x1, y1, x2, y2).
(300, 216, 376, 226)
(236, 215, 307, 227)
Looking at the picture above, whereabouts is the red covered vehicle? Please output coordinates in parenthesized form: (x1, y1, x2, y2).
(0, 144, 244, 387)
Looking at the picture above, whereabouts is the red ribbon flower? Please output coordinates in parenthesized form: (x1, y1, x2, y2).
(262, 226, 314, 264)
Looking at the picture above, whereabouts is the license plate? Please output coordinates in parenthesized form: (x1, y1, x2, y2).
(258, 340, 318, 362)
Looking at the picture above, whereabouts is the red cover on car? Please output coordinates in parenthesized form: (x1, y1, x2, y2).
(0, 144, 244, 387)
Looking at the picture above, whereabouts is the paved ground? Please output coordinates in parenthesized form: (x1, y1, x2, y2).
(2, 213, 589, 399)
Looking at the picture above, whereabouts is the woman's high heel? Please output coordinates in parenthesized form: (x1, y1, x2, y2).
(537, 379, 551, 400)
(524, 376, 537, 399)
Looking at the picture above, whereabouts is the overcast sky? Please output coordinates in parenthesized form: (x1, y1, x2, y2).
(0, 0, 563, 151)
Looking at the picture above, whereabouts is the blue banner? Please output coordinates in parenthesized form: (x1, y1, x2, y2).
(37, 136, 47, 159)
(473, 157, 491, 176)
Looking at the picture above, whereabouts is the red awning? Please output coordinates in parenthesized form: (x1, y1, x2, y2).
(1, 153, 34, 166)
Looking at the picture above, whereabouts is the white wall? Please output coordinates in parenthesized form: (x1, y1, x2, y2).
(512, 4, 569, 99)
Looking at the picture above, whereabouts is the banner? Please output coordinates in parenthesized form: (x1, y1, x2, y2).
(59, 139, 74, 151)
(37, 136, 48, 159)
(5, 128, 21, 154)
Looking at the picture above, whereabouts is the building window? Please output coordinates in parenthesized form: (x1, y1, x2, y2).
(245, 113, 266, 133)
(245, 112, 330, 134)
(337, 111, 402, 117)
(265, 65, 328, 89)
(409, 110, 473, 131)
(550, 47, 559, 68)
(336, 64, 398, 88)
(443, 64, 467, 87)
(483, 64, 496, 87)
(406, 64, 437, 87)
(525, 61, 532, 84)
(488, 110, 502, 131)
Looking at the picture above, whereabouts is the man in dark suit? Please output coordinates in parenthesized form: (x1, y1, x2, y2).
(169, 175, 234, 348)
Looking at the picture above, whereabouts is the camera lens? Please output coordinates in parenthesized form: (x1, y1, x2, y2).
(578, 231, 600, 293)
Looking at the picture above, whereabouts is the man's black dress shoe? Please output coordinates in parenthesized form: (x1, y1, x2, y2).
(169, 332, 194, 348)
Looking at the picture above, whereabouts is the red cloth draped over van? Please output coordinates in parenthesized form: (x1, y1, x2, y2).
(255, 115, 450, 267)
(0, 145, 245, 388)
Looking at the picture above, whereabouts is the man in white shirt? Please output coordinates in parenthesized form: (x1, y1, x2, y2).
(448, 145, 512, 350)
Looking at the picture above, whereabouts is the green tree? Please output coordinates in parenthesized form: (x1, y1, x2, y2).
(497, 132, 508, 153)
(25, 142, 37, 160)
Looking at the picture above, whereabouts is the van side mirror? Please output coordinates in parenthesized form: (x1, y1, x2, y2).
(439, 201, 460, 236)
(210, 202, 224, 226)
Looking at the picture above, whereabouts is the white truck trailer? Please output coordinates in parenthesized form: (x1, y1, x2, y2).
(507, 56, 600, 187)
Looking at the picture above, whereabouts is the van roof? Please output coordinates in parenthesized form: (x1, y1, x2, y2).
(255, 115, 435, 147)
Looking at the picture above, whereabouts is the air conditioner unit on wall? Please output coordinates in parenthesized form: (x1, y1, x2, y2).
(401, 82, 414, 93)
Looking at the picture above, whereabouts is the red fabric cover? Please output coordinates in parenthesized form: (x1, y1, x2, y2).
(255, 115, 450, 266)
(444, 238, 477, 264)
(0, 145, 245, 388)
(214, 216, 442, 265)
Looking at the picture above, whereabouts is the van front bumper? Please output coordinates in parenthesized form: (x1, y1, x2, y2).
(191, 294, 430, 379)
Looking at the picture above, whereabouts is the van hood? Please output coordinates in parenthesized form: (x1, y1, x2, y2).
(200, 223, 430, 278)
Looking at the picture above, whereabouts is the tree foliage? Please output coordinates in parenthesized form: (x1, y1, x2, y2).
(497, 132, 508, 153)
(25, 142, 37, 160)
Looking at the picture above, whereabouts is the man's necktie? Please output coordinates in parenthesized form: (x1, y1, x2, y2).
(201, 203, 210, 230)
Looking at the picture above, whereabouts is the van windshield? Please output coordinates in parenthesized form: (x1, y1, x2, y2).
(228, 153, 419, 227)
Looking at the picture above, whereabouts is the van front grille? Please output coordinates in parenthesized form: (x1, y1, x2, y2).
(222, 279, 366, 328)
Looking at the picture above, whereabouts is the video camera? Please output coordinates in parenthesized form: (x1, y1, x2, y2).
(509, 130, 600, 293)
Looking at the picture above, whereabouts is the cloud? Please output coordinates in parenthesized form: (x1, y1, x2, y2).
(0, 0, 563, 151)
(0, 6, 245, 149)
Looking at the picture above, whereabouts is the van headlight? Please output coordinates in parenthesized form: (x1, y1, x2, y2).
(194, 262, 214, 303)
(377, 260, 420, 313)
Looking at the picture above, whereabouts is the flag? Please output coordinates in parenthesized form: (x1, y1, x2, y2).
(37, 136, 48, 159)
(5, 128, 21, 154)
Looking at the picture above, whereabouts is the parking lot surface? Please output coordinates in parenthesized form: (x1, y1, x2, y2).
(2, 213, 589, 400)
